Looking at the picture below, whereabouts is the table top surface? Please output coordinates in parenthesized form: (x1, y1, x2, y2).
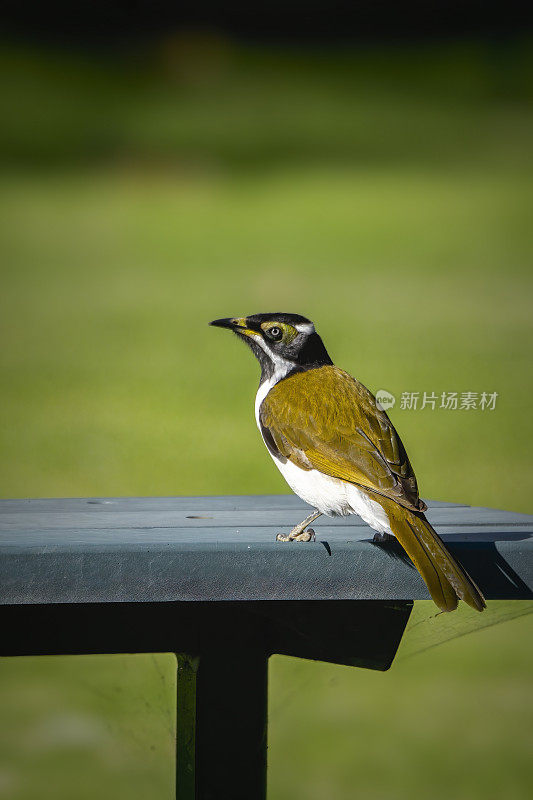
(1, 495, 532, 605)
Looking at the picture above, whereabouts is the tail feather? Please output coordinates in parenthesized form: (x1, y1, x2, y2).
(382, 499, 486, 613)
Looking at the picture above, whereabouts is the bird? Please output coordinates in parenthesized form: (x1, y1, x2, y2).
(210, 312, 485, 613)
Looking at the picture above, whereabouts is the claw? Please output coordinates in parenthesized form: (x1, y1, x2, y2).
(275, 511, 321, 544)
(276, 529, 316, 542)
(291, 528, 316, 542)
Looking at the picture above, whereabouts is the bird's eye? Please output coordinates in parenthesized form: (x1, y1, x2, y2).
(266, 326, 282, 341)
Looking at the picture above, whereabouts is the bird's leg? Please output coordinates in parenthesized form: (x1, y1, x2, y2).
(276, 511, 322, 542)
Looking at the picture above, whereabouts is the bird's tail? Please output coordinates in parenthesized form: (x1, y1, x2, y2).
(380, 497, 486, 612)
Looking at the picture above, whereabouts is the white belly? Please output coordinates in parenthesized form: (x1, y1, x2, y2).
(254, 381, 391, 535)
(273, 456, 350, 515)
(273, 456, 391, 534)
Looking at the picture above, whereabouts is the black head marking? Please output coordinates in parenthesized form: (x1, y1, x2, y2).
(245, 312, 313, 328)
(210, 312, 333, 385)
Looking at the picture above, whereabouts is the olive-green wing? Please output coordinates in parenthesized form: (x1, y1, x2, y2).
(259, 365, 425, 511)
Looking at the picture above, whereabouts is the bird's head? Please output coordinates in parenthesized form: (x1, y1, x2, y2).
(209, 312, 332, 382)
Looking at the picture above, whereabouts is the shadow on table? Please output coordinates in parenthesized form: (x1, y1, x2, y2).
(370, 529, 533, 600)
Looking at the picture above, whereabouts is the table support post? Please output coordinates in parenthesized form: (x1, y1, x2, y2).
(176, 654, 199, 800)
(176, 648, 268, 800)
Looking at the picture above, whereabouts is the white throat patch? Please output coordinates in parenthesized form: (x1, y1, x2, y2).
(254, 346, 293, 428)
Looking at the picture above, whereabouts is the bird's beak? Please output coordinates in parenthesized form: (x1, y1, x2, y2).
(209, 317, 256, 337)
(209, 317, 237, 330)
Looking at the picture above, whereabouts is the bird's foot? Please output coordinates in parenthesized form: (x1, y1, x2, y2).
(276, 527, 316, 542)
(372, 531, 395, 544)
(294, 527, 316, 542)
(276, 511, 321, 543)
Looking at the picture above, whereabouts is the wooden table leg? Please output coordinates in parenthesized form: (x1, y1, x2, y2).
(176, 647, 268, 800)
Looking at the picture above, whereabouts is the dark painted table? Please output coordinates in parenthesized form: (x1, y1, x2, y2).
(1, 495, 532, 799)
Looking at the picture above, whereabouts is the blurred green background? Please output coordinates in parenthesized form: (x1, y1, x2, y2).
(1, 33, 532, 800)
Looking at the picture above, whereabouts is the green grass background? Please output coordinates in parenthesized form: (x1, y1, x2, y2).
(0, 39, 532, 799)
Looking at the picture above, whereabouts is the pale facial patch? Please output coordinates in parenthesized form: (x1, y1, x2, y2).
(294, 322, 315, 334)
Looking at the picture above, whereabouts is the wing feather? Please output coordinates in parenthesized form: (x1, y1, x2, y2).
(259, 365, 425, 511)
